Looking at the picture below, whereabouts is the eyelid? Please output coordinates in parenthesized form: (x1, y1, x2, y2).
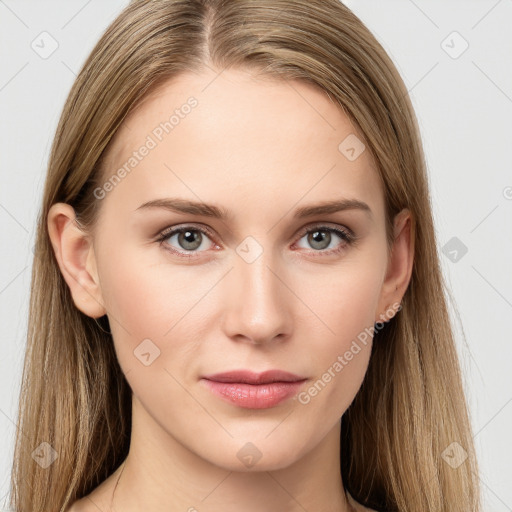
(295, 221, 355, 240)
(157, 223, 216, 239)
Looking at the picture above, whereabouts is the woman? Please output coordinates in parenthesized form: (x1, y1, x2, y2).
(10, 0, 481, 511)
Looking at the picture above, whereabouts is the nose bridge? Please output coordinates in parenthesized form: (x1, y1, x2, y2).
(223, 236, 291, 343)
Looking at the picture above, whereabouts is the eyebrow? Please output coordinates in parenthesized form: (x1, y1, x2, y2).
(135, 197, 372, 220)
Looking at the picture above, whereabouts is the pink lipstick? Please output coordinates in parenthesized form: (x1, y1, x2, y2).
(201, 370, 307, 409)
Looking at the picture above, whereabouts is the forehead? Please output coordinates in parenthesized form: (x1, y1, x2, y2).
(99, 67, 384, 224)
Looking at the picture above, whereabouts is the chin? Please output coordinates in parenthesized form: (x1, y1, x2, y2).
(201, 435, 310, 473)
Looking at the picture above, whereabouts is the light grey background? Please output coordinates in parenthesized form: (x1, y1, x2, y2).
(1, 0, 511, 510)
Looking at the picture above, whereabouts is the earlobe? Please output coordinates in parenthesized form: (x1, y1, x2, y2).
(375, 208, 414, 323)
(47, 203, 107, 318)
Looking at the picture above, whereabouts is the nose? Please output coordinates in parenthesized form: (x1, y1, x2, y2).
(221, 248, 292, 346)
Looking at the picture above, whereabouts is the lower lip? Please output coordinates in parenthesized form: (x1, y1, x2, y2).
(201, 379, 306, 409)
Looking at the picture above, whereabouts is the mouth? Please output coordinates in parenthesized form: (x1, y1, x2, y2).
(200, 369, 308, 409)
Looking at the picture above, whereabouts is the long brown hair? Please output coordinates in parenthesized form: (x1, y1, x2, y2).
(11, 1, 481, 510)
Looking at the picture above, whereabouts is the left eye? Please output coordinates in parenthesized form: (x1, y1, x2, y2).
(156, 224, 354, 258)
(294, 226, 354, 253)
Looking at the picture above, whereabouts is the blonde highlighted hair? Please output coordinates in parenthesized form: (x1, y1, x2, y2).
(11, 1, 481, 510)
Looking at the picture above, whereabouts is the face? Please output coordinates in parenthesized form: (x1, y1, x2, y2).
(61, 67, 404, 471)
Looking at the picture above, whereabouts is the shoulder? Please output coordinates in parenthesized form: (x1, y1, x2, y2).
(64, 500, 84, 512)
(65, 495, 109, 512)
(347, 491, 380, 512)
(64, 487, 112, 512)
(64, 497, 101, 512)
(65, 463, 123, 512)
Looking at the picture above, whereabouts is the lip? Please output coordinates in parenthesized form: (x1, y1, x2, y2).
(201, 370, 308, 409)
(203, 369, 306, 384)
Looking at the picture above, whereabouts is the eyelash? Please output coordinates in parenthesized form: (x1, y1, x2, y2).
(155, 223, 356, 259)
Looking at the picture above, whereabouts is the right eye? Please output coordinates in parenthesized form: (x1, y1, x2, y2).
(156, 225, 218, 258)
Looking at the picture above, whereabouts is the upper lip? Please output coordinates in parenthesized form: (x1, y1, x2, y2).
(202, 370, 307, 385)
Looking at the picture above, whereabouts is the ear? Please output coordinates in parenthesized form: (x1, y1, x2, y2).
(47, 203, 106, 318)
(375, 208, 414, 323)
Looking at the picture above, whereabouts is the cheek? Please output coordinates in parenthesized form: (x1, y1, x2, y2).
(97, 245, 214, 376)
(100, 260, 169, 338)
(295, 254, 384, 341)
(293, 258, 384, 412)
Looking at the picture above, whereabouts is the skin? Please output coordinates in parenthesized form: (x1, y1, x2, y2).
(48, 67, 413, 512)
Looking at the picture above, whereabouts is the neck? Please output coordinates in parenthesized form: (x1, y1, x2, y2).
(109, 395, 355, 512)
